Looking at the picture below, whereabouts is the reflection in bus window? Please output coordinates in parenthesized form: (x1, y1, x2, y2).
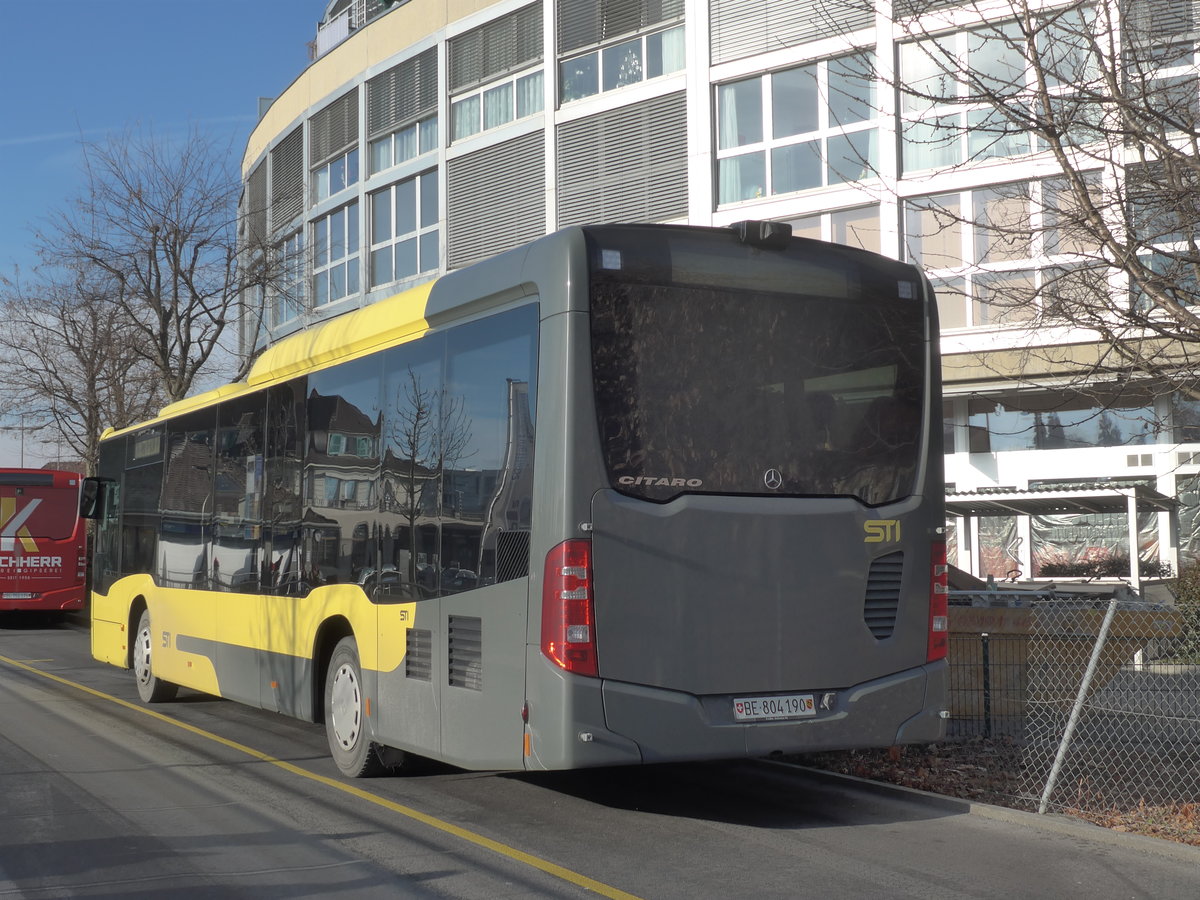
(159, 413, 213, 589)
(306, 356, 383, 586)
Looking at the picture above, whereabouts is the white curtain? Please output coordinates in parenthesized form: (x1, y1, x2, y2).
(395, 124, 417, 162)
(659, 25, 686, 75)
(516, 72, 544, 118)
(483, 83, 513, 130)
(452, 96, 480, 141)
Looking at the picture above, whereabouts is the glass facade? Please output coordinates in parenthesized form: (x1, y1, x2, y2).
(966, 393, 1160, 453)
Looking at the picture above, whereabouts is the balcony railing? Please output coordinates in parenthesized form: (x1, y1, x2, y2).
(310, 0, 406, 61)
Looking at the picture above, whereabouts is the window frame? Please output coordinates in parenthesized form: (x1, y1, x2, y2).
(450, 68, 545, 142)
(313, 147, 360, 203)
(271, 231, 306, 328)
(369, 114, 439, 177)
(715, 51, 879, 206)
(903, 178, 1107, 330)
(898, 14, 1112, 174)
(559, 23, 686, 104)
(369, 170, 440, 290)
(312, 200, 361, 307)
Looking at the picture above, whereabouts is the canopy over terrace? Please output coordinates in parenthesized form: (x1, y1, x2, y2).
(944, 484, 1177, 592)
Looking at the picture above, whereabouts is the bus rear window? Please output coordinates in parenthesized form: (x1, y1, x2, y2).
(0, 484, 80, 540)
(589, 238, 927, 506)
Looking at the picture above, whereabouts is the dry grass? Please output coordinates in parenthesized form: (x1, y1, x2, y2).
(792, 739, 1200, 848)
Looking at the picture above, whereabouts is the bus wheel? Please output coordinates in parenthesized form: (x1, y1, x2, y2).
(325, 637, 389, 777)
(134, 609, 178, 703)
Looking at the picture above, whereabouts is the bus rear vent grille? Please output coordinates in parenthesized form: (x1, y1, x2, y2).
(864, 552, 903, 639)
(406, 628, 432, 681)
(448, 615, 483, 691)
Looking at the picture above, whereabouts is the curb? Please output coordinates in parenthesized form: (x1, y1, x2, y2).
(767, 760, 1200, 864)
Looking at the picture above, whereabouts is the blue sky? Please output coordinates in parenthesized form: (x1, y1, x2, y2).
(0, 0, 322, 466)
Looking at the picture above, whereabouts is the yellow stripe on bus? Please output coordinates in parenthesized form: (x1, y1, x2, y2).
(92, 577, 415, 680)
(103, 280, 435, 438)
(247, 280, 433, 386)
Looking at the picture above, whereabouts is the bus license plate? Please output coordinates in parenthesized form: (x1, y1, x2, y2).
(733, 694, 816, 722)
(2, 593, 35, 600)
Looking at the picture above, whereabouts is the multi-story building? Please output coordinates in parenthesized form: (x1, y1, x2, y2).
(240, 0, 1200, 585)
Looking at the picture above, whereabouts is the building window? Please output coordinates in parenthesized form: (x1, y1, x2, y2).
(784, 205, 881, 254)
(313, 201, 360, 306)
(313, 147, 359, 203)
(560, 24, 685, 103)
(900, 25, 1027, 172)
(272, 231, 305, 327)
(899, 12, 1108, 173)
(904, 179, 1105, 329)
(310, 89, 359, 205)
(451, 71, 544, 142)
(1174, 393, 1200, 442)
(370, 172, 439, 288)
(270, 127, 304, 229)
(367, 48, 438, 176)
(966, 392, 1160, 452)
(449, 2, 544, 139)
(369, 115, 438, 176)
(716, 52, 877, 204)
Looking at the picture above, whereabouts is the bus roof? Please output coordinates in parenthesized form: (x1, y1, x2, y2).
(104, 280, 435, 440)
(0, 468, 83, 487)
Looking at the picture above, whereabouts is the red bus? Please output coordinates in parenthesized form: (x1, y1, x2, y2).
(0, 469, 88, 613)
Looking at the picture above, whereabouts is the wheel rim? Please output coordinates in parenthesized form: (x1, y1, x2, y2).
(329, 662, 362, 751)
(135, 623, 153, 686)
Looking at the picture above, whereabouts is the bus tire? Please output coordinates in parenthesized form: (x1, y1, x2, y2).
(324, 637, 390, 777)
(134, 609, 178, 703)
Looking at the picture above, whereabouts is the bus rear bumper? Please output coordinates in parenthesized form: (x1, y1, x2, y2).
(600, 662, 948, 764)
(0, 588, 85, 612)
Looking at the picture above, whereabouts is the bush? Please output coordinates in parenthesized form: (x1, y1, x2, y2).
(1166, 562, 1200, 663)
(1037, 553, 1173, 579)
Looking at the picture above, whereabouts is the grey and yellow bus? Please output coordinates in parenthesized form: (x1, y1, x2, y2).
(85, 222, 948, 777)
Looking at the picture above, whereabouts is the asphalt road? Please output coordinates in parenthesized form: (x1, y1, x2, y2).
(1, 613, 1198, 899)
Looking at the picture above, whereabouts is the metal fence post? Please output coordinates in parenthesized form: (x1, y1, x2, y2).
(981, 632, 991, 739)
(1037, 596, 1119, 815)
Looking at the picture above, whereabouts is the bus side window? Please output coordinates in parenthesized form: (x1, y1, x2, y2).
(80, 478, 104, 519)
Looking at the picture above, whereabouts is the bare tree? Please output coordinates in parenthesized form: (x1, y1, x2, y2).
(0, 268, 163, 473)
(777, 0, 1190, 427)
(34, 125, 274, 403)
(865, 1, 1200, 400)
(384, 367, 472, 587)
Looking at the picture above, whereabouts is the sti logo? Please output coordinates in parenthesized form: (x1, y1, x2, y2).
(1, 497, 41, 553)
(864, 519, 901, 543)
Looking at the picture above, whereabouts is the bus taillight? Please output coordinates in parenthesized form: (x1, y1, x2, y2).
(541, 540, 598, 677)
(929, 540, 949, 662)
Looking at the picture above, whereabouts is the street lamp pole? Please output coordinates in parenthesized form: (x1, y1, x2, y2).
(0, 415, 49, 468)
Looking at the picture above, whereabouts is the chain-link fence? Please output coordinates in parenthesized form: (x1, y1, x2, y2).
(1022, 598, 1200, 814)
(948, 592, 1200, 818)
